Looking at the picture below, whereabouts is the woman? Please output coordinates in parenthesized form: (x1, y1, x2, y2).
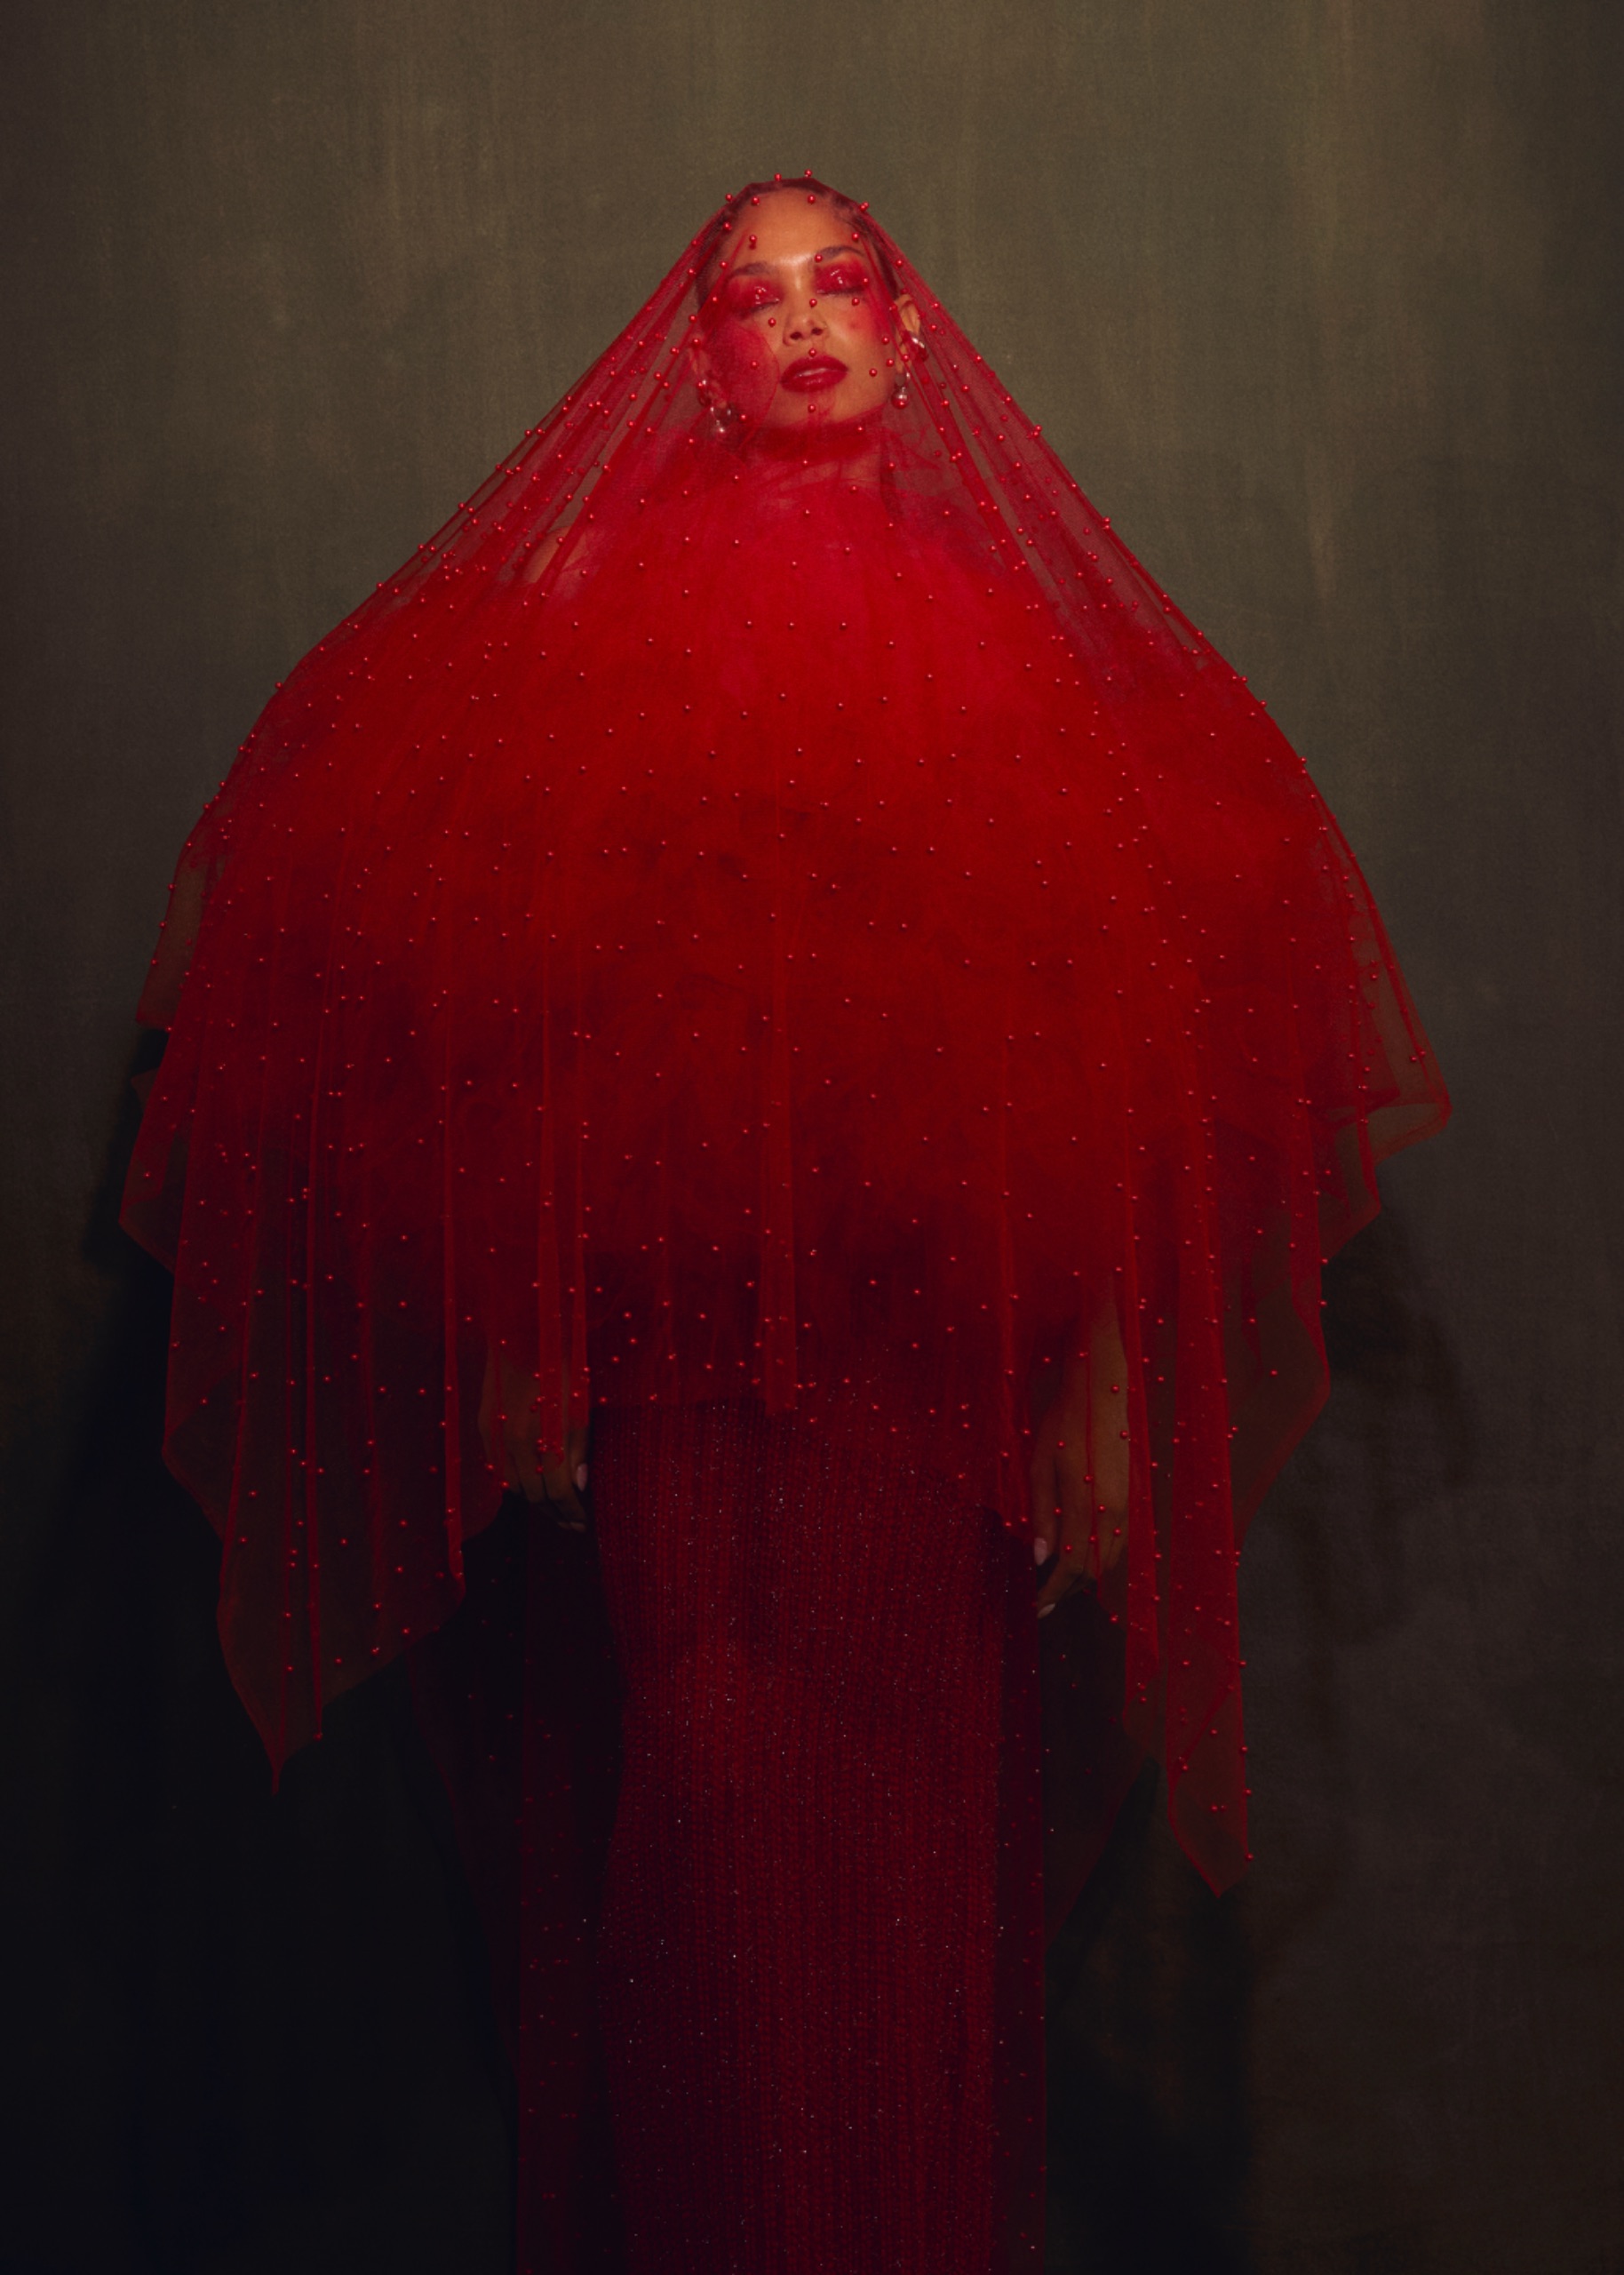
(123, 177, 1447, 2272)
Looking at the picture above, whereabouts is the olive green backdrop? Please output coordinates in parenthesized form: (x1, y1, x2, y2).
(4, 4, 1620, 2271)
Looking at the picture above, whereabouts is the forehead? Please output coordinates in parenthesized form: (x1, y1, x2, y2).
(729, 192, 866, 267)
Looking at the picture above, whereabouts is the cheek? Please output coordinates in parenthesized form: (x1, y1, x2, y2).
(707, 323, 778, 412)
(827, 297, 891, 348)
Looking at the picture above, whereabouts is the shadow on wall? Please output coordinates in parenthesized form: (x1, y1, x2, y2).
(3, 1041, 1469, 2274)
(1249, 1206, 1476, 1961)
(1042, 1209, 1472, 2275)
(2, 1042, 515, 2275)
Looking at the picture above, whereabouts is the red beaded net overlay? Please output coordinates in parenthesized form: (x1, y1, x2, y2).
(123, 178, 1446, 1897)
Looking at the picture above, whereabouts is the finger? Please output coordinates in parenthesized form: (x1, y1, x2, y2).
(1036, 1562, 1073, 1613)
(1038, 1571, 1091, 1615)
(482, 1409, 521, 1496)
(540, 1462, 590, 1530)
(506, 1427, 551, 1505)
(1095, 1514, 1128, 1575)
(1029, 1452, 1061, 1564)
(1035, 1457, 1089, 1610)
(564, 1423, 591, 1497)
(1036, 1529, 1071, 1609)
(1037, 1533, 1100, 1614)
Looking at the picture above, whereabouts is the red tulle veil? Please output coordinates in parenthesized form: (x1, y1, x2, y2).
(123, 176, 1447, 1891)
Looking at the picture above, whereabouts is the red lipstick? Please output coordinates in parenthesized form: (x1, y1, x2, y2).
(779, 353, 848, 394)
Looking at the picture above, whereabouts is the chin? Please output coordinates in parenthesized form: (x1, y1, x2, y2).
(770, 390, 888, 429)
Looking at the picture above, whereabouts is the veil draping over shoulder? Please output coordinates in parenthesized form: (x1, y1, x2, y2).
(123, 177, 1446, 1890)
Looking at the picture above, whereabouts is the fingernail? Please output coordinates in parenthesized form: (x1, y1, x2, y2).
(1033, 1539, 1051, 1566)
(575, 1463, 589, 1490)
(1038, 1602, 1056, 1618)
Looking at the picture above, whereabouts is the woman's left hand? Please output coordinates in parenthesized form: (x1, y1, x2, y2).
(478, 1352, 591, 1529)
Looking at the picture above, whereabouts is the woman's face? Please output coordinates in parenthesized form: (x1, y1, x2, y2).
(700, 191, 919, 432)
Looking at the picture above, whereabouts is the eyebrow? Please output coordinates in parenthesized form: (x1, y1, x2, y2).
(728, 244, 870, 277)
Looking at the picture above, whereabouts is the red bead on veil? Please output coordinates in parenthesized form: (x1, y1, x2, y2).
(123, 177, 1446, 1893)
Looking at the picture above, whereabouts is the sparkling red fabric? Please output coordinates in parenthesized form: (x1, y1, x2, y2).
(410, 1392, 1047, 2275)
(597, 1393, 1043, 2274)
(123, 178, 1447, 1899)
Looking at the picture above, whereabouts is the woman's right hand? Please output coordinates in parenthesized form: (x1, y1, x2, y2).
(1029, 1305, 1129, 1615)
(478, 1351, 590, 1529)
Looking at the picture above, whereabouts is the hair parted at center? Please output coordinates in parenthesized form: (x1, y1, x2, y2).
(691, 173, 904, 307)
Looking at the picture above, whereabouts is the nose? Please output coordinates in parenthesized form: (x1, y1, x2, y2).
(783, 291, 825, 343)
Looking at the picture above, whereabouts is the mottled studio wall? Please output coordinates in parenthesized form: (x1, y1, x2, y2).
(3, 4, 1620, 2271)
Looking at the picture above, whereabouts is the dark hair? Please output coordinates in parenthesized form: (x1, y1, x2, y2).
(691, 175, 904, 316)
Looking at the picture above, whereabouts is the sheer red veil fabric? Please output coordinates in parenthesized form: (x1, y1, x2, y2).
(123, 177, 1446, 1893)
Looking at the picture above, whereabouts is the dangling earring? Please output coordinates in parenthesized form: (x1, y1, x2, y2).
(890, 332, 919, 409)
(697, 374, 743, 442)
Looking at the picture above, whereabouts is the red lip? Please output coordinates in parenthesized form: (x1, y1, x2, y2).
(779, 354, 848, 393)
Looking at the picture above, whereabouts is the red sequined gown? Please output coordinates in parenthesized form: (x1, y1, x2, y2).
(122, 180, 1447, 2273)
